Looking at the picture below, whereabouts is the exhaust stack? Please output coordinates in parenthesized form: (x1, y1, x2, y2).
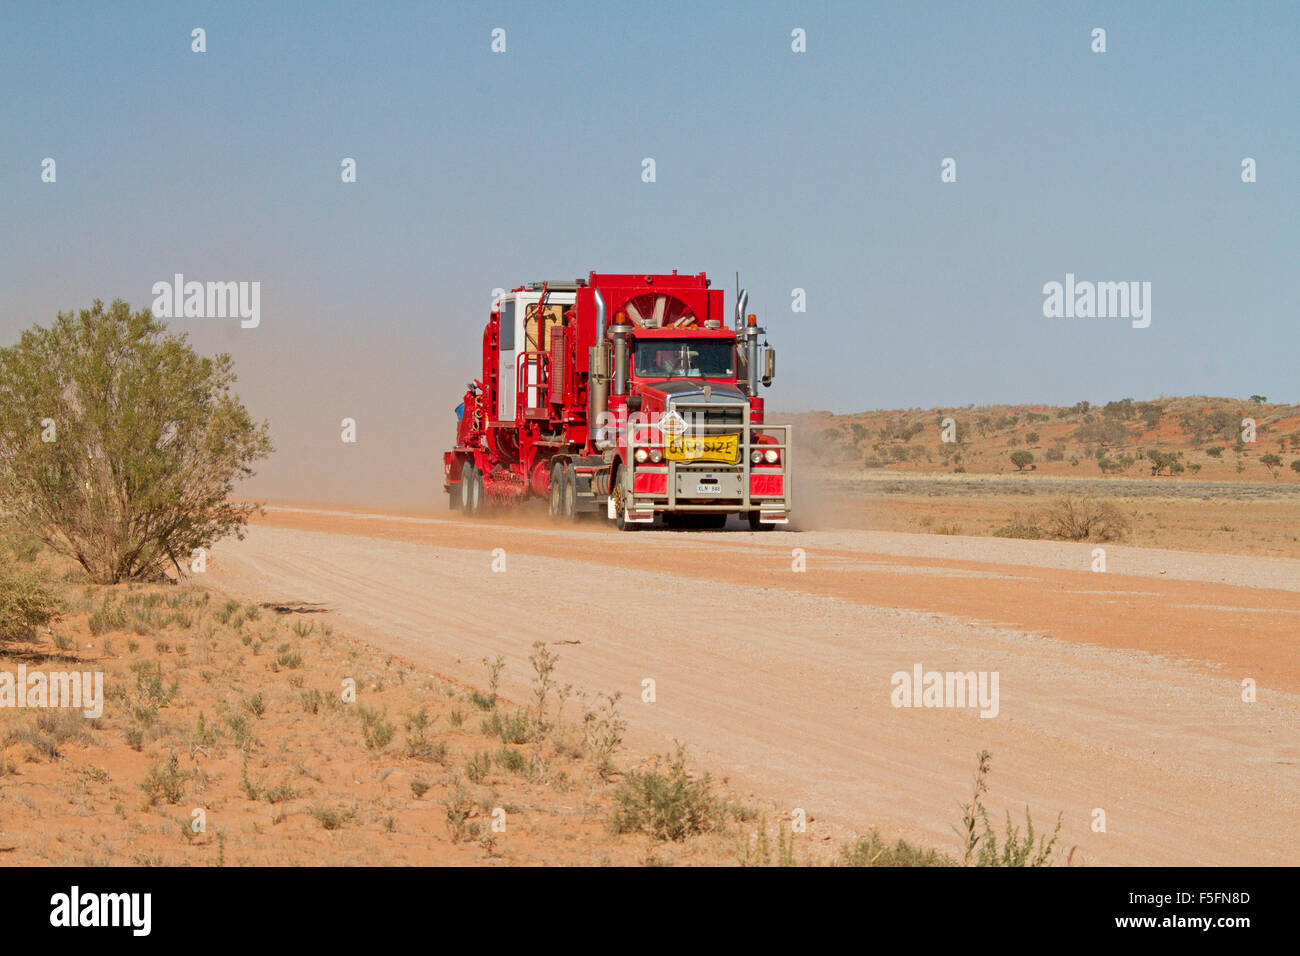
(734, 288, 748, 332)
(612, 311, 633, 396)
(589, 289, 611, 448)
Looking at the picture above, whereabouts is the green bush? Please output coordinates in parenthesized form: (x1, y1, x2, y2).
(0, 563, 59, 643)
(0, 300, 272, 583)
(840, 831, 953, 867)
(609, 749, 723, 841)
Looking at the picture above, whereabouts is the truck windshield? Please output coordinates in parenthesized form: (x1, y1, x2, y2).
(633, 339, 735, 379)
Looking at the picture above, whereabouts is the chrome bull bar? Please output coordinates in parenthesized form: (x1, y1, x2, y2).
(621, 400, 791, 522)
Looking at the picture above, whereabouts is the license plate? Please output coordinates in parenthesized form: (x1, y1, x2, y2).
(696, 482, 722, 494)
(665, 433, 740, 464)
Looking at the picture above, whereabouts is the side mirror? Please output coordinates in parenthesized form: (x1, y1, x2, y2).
(762, 348, 775, 387)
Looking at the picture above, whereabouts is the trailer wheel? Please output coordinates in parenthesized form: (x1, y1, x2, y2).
(459, 463, 475, 512)
(548, 462, 564, 521)
(464, 465, 484, 516)
(471, 468, 486, 516)
(561, 462, 577, 520)
(747, 511, 773, 531)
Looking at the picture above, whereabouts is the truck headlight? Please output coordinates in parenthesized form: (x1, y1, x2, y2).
(649, 449, 663, 463)
(763, 449, 780, 464)
(634, 448, 649, 463)
(750, 450, 763, 464)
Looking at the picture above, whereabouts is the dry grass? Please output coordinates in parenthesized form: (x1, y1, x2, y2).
(0, 546, 870, 865)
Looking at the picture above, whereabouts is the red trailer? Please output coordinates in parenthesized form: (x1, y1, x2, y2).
(443, 271, 790, 530)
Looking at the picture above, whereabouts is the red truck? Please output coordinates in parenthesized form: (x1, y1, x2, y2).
(443, 271, 790, 530)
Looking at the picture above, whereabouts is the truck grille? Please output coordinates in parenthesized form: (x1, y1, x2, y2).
(671, 402, 744, 429)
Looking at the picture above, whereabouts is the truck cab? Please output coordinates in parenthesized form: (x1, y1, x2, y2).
(610, 314, 788, 531)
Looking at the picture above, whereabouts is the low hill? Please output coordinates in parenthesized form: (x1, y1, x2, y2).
(787, 396, 1300, 483)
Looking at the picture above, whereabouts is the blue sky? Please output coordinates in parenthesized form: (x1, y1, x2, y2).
(2, 1, 1296, 504)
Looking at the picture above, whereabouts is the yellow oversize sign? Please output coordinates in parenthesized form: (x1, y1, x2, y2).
(664, 433, 740, 464)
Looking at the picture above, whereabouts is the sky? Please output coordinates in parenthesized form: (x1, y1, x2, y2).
(2, 1, 1297, 507)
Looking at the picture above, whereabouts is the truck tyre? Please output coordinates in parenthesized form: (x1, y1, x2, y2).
(548, 461, 564, 520)
(561, 462, 578, 520)
(747, 511, 773, 531)
(472, 468, 487, 516)
(459, 463, 475, 512)
(613, 487, 638, 532)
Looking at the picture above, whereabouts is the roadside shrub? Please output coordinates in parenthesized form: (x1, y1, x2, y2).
(956, 750, 1063, 867)
(1042, 495, 1129, 542)
(840, 830, 953, 867)
(7, 708, 91, 760)
(358, 706, 395, 751)
(481, 709, 537, 745)
(0, 299, 272, 583)
(465, 752, 491, 784)
(310, 805, 356, 830)
(609, 748, 724, 841)
(0, 563, 59, 643)
(443, 784, 478, 843)
(404, 708, 440, 760)
(493, 746, 528, 775)
(993, 514, 1045, 539)
(140, 752, 185, 805)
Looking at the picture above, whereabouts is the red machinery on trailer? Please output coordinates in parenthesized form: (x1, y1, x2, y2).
(443, 271, 790, 530)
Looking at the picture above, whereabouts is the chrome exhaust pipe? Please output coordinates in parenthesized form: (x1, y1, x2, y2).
(590, 289, 612, 448)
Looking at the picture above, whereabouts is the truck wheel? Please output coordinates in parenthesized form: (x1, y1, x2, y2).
(459, 464, 475, 511)
(561, 462, 578, 520)
(614, 488, 638, 532)
(548, 462, 564, 520)
(747, 511, 773, 531)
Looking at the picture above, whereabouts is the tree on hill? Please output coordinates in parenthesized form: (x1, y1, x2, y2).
(1010, 450, 1034, 471)
(1147, 449, 1184, 476)
(1136, 402, 1164, 428)
(0, 299, 273, 584)
(1260, 453, 1283, 477)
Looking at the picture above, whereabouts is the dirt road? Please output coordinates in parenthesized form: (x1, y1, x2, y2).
(208, 507, 1300, 865)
